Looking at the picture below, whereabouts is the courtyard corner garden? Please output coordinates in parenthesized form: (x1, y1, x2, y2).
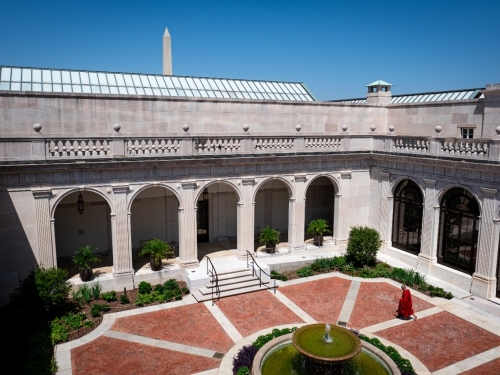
(0, 227, 500, 375)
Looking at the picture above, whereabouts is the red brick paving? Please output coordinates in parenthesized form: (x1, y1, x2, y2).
(460, 357, 500, 375)
(349, 282, 434, 329)
(377, 311, 500, 372)
(111, 303, 234, 353)
(71, 336, 220, 375)
(279, 277, 352, 323)
(216, 290, 304, 337)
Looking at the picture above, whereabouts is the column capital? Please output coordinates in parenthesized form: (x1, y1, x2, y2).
(379, 172, 390, 180)
(32, 189, 52, 199)
(241, 177, 256, 186)
(294, 174, 307, 182)
(181, 180, 197, 190)
(481, 187, 497, 197)
(112, 185, 129, 194)
(340, 171, 352, 180)
(423, 179, 437, 187)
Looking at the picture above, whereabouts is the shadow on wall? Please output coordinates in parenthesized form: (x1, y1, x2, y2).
(0, 191, 38, 304)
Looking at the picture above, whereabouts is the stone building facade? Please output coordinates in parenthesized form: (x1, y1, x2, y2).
(1, 64, 500, 304)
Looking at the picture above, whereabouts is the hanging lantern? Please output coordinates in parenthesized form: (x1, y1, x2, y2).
(202, 188, 209, 201)
(77, 193, 85, 215)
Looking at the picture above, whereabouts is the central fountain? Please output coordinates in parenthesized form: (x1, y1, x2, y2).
(253, 324, 397, 375)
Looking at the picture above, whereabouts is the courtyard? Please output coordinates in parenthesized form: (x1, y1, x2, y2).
(56, 254, 500, 375)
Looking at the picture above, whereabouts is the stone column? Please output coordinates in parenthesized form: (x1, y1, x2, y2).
(218, 193, 228, 241)
(471, 188, 498, 298)
(237, 178, 255, 254)
(288, 174, 307, 251)
(179, 181, 198, 267)
(111, 185, 134, 289)
(379, 172, 392, 249)
(32, 189, 55, 268)
(333, 193, 341, 240)
(417, 179, 437, 274)
(166, 196, 178, 242)
(338, 171, 352, 242)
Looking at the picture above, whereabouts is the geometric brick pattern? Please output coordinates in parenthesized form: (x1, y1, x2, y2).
(460, 357, 500, 375)
(349, 282, 434, 329)
(216, 290, 304, 337)
(279, 277, 352, 323)
(71, 336, 221, 375)
(376, 311, 500, 372)
(111, 303, 234, 353)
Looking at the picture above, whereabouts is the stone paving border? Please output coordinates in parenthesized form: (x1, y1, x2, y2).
(56, 271, 500, 375)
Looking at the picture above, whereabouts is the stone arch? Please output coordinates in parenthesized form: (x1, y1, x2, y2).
(252, 176, 295, 204)
(195, 179, 242, 205)
(127, 183, 183, 214)
(436, 184, 482, 213)
(51, 186, 114, 220)
(390, 176, 425, 199)
(304, 174, 341, 197)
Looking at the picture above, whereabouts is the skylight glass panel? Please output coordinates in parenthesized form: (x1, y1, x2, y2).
(284, 83, 296, 94)
(113, 74, 124, 86)
(201, 78, 211, 90)
(132, 75, 142, 87)
(254, 81, 265, 92)
(140, 75, 150, 87)
(160, 89, 169, 95)
(52, 71, 62, 84)
(62, 84, 72, 93)
(11, 68, 21, 81)
(41, 70, 51, 83)
(33, 83, 41, 91)
(235, 92, 244, 99)
(101, 86, 110, 94)
(22, 69, 31, 82)
(110, 87, 119, 94)
(296, 84, 308, 95)
(273, 82, 284, 93)
(80, 72, 90, 85)
(186, 77, 197, 90)
(262, 93, 270, 99)
(153, 88, 161, 96)
(193, 78, 204, 90)
(164, 77, 174, 89)
(279, 83, 291, 93)
(144, 88, 153, 95)
(91, 86, 100, 93)
(443, 93, 453, 100)
(11, 82, 21, 90)
(455, 91, 467, 100)
(185, 89, 195, 97)
(73, 85, 82, 93)
(207, 91, 216, 98)
(96, 73, 107, 86)
(53, 84, 62, 92)
(89, 72, 99, 85)
(171, 77, 181, 88)
(214, 91, 223, 98)
(429, 94, 439, 101)
(249, 92, 257, 99)
(126, 87, 136, 94)
(179, 77, 190, 90)
(117, 87, 127, 94)
(221, 80, 232, 91)
(123, 75, 133, 86)
(59, 71, 70, 84)
(243, 92, 250, 99)
(228, 80, 239, 92)
(241, 81, 252, 92)
(269, 93, 278, 100)
(22, 83, 31, 91)
(199, 90, 208, 98)
(148, 76, 159, 88)
(82, 85, 91, 93)
(215, 80, 226, 91)
(70, 71, 80, 84)
(221, 91, 230, 98)
(1, 67, 11, 81)
(43, 83, 51, 91)
(464, 91, 474, 99)
(156, 76, 167, 88)
(449, 92, 460, 100)
(168, 89, 178, 96)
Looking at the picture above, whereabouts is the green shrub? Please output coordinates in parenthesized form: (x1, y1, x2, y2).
(78, 284, 93, 304)
(359, 334, 415, 374)
(101, 291, 117, 302)
(83, 320, 94, 328)
(271, 270, 288, 281)
(154, 284, 164, 293)
(296, 266, 314, 278)
(61, 312, 86, 330)
(345, 226, 382, 268)
(236, 366, 251, 375)
(120, 294, 130, 304)
(138, 281, 152, 295)
(50, 319, 69, 344)
(163, 278, 179, 291)
(253, 327, 297, 349)
(91, 303, 110, 317)
(135, 293, 155, 306)
(181, 287, 190, 294)
(90, 282, 102, 300)
(34, 267, 71, 311)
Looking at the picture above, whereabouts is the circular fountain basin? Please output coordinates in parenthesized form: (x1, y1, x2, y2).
(292, 324, 361, 363)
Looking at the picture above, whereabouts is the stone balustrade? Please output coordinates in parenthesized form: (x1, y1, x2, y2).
(0, 134, 499, 163)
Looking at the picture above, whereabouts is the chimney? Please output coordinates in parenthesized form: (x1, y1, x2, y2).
(366, 80, 392, 106)
(163, 27, 172, 75)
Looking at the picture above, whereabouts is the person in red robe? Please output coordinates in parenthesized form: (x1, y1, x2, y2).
(397, 285, 417, 320)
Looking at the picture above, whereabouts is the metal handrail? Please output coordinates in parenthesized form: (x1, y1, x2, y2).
(246, 250, 277, 294)
(206, 256, 220, 305)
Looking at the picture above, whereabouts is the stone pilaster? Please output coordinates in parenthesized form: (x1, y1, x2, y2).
(338, 171, 352, 241)
(218, 193, 227, 241)
(471, 188, 498, 298)
(111, 185, 134, 289)
(288, 174, 307, 251)
(32, 189, 55, 268)
(417, 179, 437, 273)
(237, 178, 255, 254)
(379, 172, 391, 247)
(179, 181, 199, 267)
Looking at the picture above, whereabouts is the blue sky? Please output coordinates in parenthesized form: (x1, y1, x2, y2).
(0, 0, 499, 100)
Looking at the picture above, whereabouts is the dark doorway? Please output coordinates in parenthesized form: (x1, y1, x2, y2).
(197, 200, 209, 243)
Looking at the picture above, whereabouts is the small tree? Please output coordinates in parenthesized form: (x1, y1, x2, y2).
(259, 226, 280, 253)
(306, 219, 332, 237)
(345, 226, 382, 268)
(139, 239, 173, 269)
(34, 267, 72, 312)
(72, 245, 100, 270)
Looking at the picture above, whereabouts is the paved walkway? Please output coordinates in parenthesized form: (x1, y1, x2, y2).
(56, 271, 500, 375)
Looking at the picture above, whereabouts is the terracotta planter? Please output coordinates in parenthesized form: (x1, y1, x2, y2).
(266, 242, 276, 254)
(314, 235, 324, 247)
(79, 267, 93, 282)
(150, 258, 162, 271)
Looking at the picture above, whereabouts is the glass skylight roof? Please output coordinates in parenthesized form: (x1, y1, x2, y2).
(333, 88, 484, 104)
(0, 66, 315, 102)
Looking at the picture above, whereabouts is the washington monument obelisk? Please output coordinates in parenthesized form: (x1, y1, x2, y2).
(163, 27, 172, 75)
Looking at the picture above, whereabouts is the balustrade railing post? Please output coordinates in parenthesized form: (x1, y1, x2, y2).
(429, 137, 441, 157)
(488, 140, 500, 162)
(183, 138, 193, 157)
(295, 136, 304, 154)
(110, 136, 124, 159)
(32, 136, 46, 162)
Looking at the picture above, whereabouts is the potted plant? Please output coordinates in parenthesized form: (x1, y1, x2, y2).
(139, 239, 173, 271)
(72, 245, 101, 282)
(306, 219, 332, 247)
(259, 226, 280, 254)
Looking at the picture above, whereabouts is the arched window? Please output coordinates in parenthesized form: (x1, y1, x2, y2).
(391, 180, 423, 254)
(438, 187, 480, 274)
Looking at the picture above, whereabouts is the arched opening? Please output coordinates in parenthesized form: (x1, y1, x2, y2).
(305, 176, 335, 241)
(130, 186, 179, 271)
(254, 179, 290, 252)
(196, 182, 238, 260)
(438, 187, 480, 274)
(54, 191, 112, 278)
(391, 179, 423, 254)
